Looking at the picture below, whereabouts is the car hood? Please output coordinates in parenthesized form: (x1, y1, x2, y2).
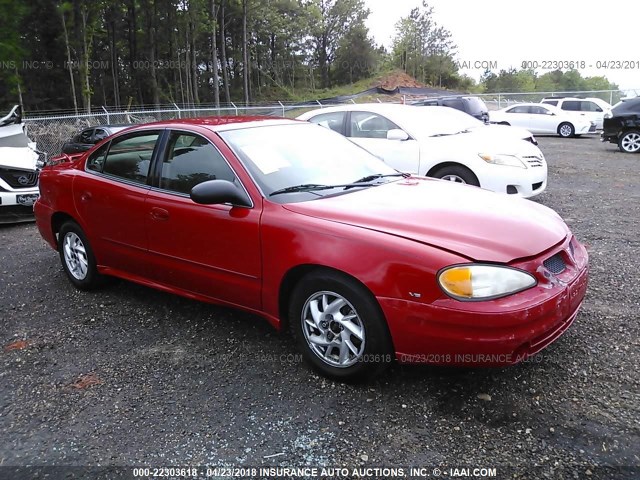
(425, 129, 543, 157)
(473, 123, 535, 142)
(0, 146, 39, 170)
(283, 178, 567, 263)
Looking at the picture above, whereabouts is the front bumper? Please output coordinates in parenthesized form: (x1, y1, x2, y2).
(477, 161, 547, 199)
(601, 132, 618, 144)
(380, 236, 589, 366)
(0, 189, 39, 223)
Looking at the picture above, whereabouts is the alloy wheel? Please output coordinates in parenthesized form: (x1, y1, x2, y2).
(301, 291, 365, 368)
(63, 232, 89, 280)
(621, 132, 640, 153)
(441, 174, 466, 184)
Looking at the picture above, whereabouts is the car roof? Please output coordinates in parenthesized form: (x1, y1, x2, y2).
(299, 103, 429, 117)
(110, 116, 298, 133)
(506, 102, 554, 107)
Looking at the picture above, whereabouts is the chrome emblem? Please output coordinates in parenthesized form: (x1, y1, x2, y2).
(17, 175, 30, 185)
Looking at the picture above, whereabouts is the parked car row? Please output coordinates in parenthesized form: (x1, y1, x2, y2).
(408, 94, 615, 138)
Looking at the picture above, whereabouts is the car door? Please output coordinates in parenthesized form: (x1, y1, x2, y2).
(73, 130, 162, 275)
(144, 129, 262, 310)
(580, 101, 604, 129)
(529, 106, 559, 133)
(346, 111, 420, 174)
(501, 106, 539, 132)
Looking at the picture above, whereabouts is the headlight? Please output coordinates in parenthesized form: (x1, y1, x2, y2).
(438, 264, 537, 301)
(478, 153, 526, 168)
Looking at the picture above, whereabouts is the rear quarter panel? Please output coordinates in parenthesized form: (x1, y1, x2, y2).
(34, 159, 84, 248)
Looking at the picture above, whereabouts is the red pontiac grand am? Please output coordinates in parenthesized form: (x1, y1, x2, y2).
(34, 117, 588, 380)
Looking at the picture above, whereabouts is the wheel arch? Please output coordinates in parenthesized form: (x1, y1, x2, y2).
(278, 264, 393, 347)
(426, 162, 480, 185)
(51, 212, 78, 248)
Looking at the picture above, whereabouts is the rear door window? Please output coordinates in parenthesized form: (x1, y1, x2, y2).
(561, 101, 581, 111)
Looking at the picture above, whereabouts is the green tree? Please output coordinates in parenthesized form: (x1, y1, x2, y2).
(391, 1, 458, 88)
(333, 23, 378, 84)
(309, 0, 369, 89)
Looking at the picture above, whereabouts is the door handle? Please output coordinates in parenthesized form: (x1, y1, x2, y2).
(150, 207, 170, 221)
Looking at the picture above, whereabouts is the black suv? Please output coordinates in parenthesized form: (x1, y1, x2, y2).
(601, 97, 640, 153)
(411, 96, 489, 123)
(61, 124, 130, 154)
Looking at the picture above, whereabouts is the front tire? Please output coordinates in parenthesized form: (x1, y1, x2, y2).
(618, 130, 640, 153)
(58, 221, 103, 290)
(558, 122, 575, 138)
(432, 165, 480, 186)
(289, 271, 393, 381)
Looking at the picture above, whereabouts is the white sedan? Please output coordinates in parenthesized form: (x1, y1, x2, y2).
(490, 103, 595, 137)
(297, 104, 547, 198)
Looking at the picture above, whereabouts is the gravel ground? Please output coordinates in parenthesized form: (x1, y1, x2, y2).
(1, 135, 639, 480)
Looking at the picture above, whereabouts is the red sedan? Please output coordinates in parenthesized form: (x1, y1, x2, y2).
(34, 117, 588, 380)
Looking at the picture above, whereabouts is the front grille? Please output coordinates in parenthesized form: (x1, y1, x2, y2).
(0, 168, 39, 189)
(543, 253, 566, 274)
(523, 155, 544, 167)
(532, 182, 543, 191)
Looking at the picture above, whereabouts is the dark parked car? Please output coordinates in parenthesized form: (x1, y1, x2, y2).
(411, 96, 489, 123)
(601, 97, 640, 153)
(61, 125, 130, 154)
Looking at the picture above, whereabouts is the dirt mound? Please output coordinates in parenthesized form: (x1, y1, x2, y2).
(374, 71, 425, 90)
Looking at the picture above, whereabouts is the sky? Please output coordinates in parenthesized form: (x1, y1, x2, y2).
(364, 0, 640, 91)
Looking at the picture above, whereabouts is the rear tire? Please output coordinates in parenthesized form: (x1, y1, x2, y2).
(289, 270, 393, 381)
(58, 221, 103, 290)
(558, 122, 575, 138)
(432, 165, 480, 186)
(618, 130, 640, 153)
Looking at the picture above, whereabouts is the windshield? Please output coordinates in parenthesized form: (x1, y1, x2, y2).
(219, 122, 399, 203)
(404, 106, 484, 137)
(465, 97, 488, 114)
(612, 98, 640, 113)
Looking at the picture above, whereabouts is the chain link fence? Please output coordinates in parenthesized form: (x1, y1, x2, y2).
(22, 103, 322, 157)
(22, 89, 637, 156)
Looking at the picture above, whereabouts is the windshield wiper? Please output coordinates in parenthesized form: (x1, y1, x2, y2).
(269, 183, 335, 197)
(350, 172, 410, 184)
(430, 129, 472, 137)
(270, 173, 410, 197)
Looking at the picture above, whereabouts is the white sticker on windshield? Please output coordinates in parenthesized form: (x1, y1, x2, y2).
(241, 145, 291, 175)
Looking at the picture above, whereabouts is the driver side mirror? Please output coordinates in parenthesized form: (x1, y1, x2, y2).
(190, 180, 252, 207)
(387, 129, 409, 141)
